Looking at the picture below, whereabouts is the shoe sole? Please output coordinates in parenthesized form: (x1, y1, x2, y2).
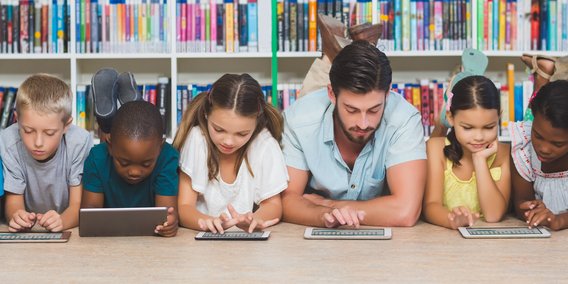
(116, 72, 142, 105)
(92, 68, 119, 118)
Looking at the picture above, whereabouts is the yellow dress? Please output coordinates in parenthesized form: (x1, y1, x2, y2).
(442, 141, 502, 215)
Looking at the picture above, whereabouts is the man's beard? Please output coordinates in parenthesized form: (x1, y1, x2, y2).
(333, 108, 379, 145)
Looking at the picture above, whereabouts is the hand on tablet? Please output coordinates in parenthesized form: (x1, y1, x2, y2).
(197, 209, 240, 234)
(36, 210, 63, 232)
(447, 206, 480, 229)
(521, 200, 560, 230)
(8, 210, 37, 232)
(322, 206, 365, 228)
(227, 204, 279, 233)
(155, 207, 178, 237)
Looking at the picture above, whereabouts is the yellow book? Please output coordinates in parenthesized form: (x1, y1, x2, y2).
(225, 2, 234, 52)
(498, 0, 506, 50)
(412, 85, 421, 112)
(308, 0, 316, 51)
(507, 63, 515, 122)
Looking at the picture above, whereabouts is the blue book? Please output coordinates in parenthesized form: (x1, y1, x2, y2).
(549, 0, 557, 51)
(76, 0, 82, 53)
(394, 0, 402, 50)
(410, 0, 417, 50)
(541, 0, 548, 50)
(176, 85, 183, 125)
(492, 0, 498, 50)
(514, 83, 523, 122)
(423, 0, 430, 50)
(248, 0, 258, 51)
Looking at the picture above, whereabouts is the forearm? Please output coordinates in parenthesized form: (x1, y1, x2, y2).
(331, 195, 420, 227)
(60, 205, 80, 230)
(253, 199, 282, 222)
(550, 212, 568, 231)
(5, 194, 27, 219)
(282, 193, 331, 227)
(423, 202, 454, 229)
(475, 162, 508, 222)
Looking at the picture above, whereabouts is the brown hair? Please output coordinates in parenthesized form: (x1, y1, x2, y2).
(173, 74, 284, 180)
(16, 73, 72, 124)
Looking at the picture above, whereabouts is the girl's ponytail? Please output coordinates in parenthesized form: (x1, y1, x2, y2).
(443, 128, 464, 166)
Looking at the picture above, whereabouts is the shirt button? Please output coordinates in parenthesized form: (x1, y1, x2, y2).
(351, 184, 356, 189)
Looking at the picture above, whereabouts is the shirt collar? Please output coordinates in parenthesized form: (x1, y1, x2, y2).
(322, 104, 335, 144)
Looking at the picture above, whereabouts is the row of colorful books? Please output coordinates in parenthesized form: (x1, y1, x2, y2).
(173, 82, 300, 126)
(0, 0, 70, 54)
(76, 77, 171, 135)
(75, 0, 170, 54)
(476, 0, 568, 51)
(391, 77, 534, 137)
(377, 0, 471, 51)
(176, 0, 271, 53)
(276, 0, 373, 52)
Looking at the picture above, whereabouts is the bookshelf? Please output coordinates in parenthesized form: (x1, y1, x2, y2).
(0, 0, 566, 140)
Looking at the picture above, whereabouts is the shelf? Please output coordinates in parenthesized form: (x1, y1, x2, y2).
(0, 53, 72, 60)
(277, 51, 322, 58)
(176, 52, 272, 58)
(75, 53, 172, 59)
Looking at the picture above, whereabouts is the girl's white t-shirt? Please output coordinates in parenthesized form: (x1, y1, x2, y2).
(180, 126, 289, 217)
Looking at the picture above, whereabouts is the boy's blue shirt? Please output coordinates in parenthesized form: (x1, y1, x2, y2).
(82, 142, 179, 208)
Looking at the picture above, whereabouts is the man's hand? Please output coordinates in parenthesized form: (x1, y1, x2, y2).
(321, 206, 365, 228)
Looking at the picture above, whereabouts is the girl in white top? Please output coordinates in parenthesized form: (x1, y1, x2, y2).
(510, 80, 568, 231)
(173, 74, 288, 234)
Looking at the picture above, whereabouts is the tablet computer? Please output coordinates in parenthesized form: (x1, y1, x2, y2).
(303, 227, 392, 240)
(0, 232, 71, 243)
(458, 226, 551, 239)
(79, 207, 167, 237)
(195, 231, 271, 240)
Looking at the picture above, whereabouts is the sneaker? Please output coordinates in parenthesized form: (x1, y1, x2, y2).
(91, 68, 119, 133)
(115, 72, 142, 105)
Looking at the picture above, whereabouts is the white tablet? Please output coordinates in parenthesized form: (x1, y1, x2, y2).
(79, 207, 168, 237)
(304, 227, 392, 240)
(458, 226, 551, 239)
(195, 231, 271, 240)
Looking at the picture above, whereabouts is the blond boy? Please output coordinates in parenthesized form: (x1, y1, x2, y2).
(1, 74, 92, 232)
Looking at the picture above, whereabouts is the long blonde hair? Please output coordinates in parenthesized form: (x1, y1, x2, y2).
(173, 74, 284, 180)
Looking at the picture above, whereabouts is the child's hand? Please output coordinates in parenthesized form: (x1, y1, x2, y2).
(447, 206, 480, 229)
(472, 140, 498, 160)
(225, 204, 278, 233)
(321, 206, 365, 228)
(197, 210, 239, 234)
(36, 210, 63, 232)
(8, 210, 37, 232)
(519, 200, 546, 212)
(522, 201, 560, 230)
(155, 207, 178, 237)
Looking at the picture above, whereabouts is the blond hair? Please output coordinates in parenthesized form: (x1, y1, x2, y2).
(16, 73, 72, 123)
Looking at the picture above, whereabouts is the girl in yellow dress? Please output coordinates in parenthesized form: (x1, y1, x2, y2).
(423, 75, 511, 229)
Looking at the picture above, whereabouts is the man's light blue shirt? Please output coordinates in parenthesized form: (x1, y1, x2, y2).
(282, 88, 426, 200)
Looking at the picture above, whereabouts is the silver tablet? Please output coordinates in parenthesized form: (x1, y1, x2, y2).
(79, 207, 167, 237)
(304, 227, 392, 240)
(458, 226, 551, 239)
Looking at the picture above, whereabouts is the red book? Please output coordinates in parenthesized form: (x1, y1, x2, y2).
(530, 0, 540, 50)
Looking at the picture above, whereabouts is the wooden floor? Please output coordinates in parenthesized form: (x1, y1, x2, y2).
(1, 217, 566, 283)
